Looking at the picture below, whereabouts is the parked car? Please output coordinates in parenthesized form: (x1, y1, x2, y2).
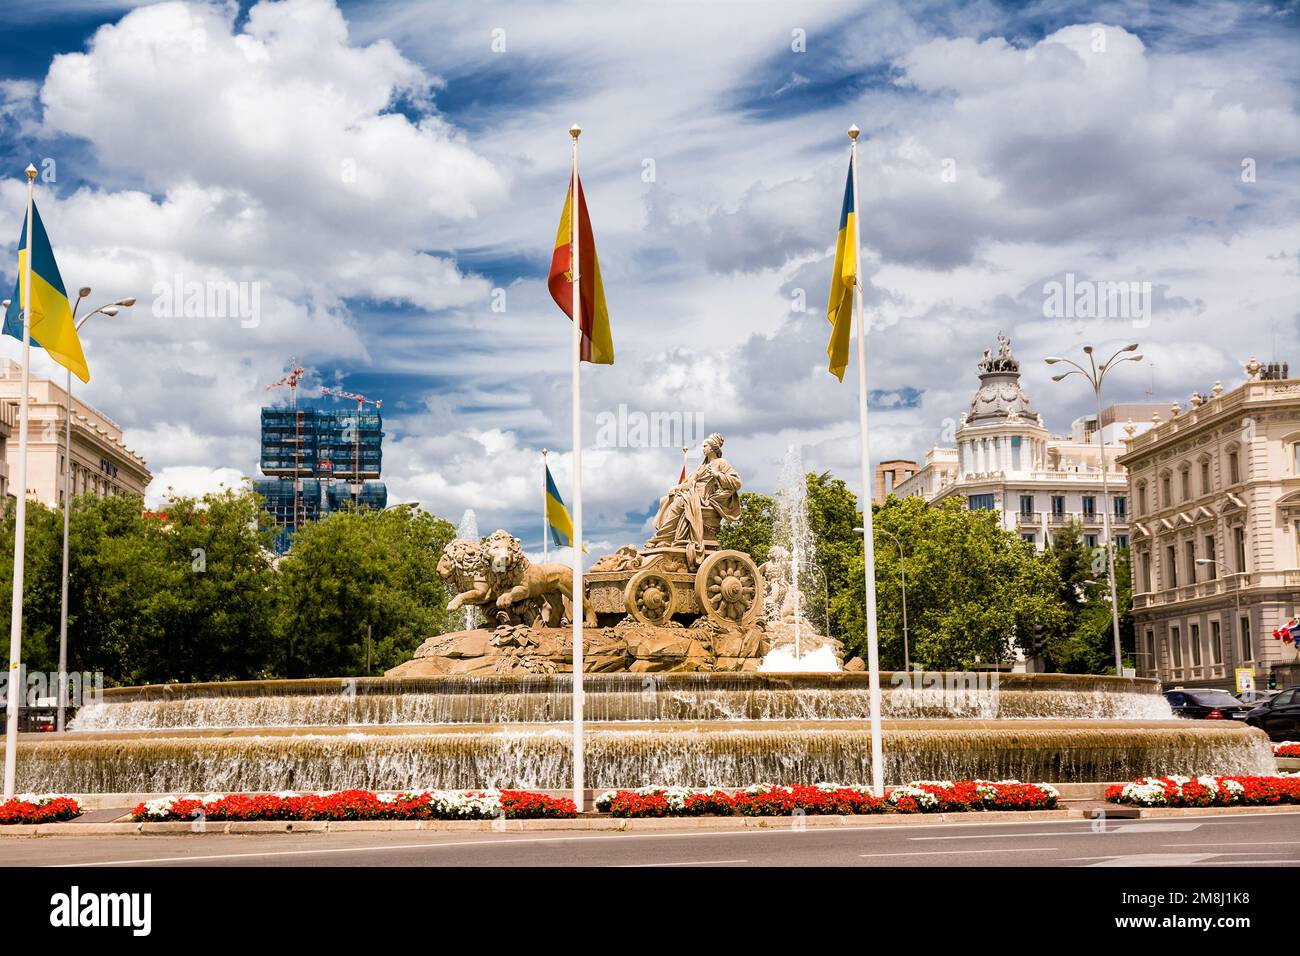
(1237, 689, 1279, 707)
(1246, 686, 1300, 741)
(1164, 688, 1252, 721)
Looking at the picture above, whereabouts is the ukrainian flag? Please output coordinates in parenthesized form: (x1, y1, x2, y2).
(3, 201, 89, 383)
(826, 160, 856, 382)
(545, 462, 584, 552)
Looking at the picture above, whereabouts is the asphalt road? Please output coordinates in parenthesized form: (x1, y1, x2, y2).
(3, 812, 1299, 867)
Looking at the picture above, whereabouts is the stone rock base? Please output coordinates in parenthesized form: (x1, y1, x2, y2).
(387, 619, 776, 676)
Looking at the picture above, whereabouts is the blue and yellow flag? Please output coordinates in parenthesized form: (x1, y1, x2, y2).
(545, 462, 585, 552)
(3, 201, 89, 383)
(826, 160, 856, 382)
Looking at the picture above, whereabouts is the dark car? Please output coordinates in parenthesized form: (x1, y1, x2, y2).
(1164, 688, 1252, 721)
(1246, 686, 1300, 742)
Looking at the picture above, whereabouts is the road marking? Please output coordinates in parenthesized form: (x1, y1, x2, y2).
(860, 848, 1056, 858)
(619, 859, 747, 867)
(1163, 841, 1300, 847)
(909, 823, 1202, 841)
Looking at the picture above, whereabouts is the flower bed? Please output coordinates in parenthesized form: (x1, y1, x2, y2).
(0, 794, 81, 824)
(131, 788, 575, 823)
(1105, 775, 1300, 808)
(595, 781, 1058, 818)
(1272, 742, 1300, 758)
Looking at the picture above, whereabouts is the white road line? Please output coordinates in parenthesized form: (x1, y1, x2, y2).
(1163, 841, 1300, 848)
(619, 859, 747, 867)
(909, 825, 1202, 841)
(860, 848, 1056, 858)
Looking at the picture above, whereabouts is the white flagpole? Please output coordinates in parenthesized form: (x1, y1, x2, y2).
(568, 124, 585, 813)
(4, 164, 38, 797)
(848, 126, 885, 798)
(542, 448, 549, 560)
(681, 445, 688, 482)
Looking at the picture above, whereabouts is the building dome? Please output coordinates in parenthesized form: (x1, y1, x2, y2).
(965, 334, 1039, 425)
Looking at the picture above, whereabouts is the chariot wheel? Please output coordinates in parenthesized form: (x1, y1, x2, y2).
(625, 568, 677, 626)
(694, 549, 762, 629)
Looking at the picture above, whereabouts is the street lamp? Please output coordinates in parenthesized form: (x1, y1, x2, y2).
(57, 289, 134, 731)
(857, 525, 908, 670)
(1044, 343, 1142, 675)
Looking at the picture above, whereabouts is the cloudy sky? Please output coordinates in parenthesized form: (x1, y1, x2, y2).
(0, 0, 1296, 558)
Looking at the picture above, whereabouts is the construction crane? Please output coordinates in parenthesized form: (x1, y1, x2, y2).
(266, 359, 307, 532)
(320, 386, 382, 503)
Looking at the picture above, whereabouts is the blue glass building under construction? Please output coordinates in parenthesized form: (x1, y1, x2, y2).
(253, 404, 387, 552)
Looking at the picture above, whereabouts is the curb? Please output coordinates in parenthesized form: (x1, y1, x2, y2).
(5, 803, 1297, 836)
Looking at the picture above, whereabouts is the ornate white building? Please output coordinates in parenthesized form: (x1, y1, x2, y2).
(1120, 360, 1300, 690)
(894, 336, 1163, 552)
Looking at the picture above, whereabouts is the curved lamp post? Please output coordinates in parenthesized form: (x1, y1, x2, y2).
(1044, 343, 1142, 675)
(58, 290, 134, 730)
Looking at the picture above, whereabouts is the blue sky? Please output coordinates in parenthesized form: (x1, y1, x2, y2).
(0, 0, 1297, 558)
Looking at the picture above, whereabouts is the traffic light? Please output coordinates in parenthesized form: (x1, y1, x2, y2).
(1269, 674, 1278, 690)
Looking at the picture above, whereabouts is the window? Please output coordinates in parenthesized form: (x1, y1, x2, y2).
(968, 494, 995, 511)
(1012, 435, 1023, 470)
(1114, 534, 1128, 549)
(1165, 545, 1178, 588)
(1190, 623, 1202, 667)
(1234, 527, 1247, 572)
(1201, 459, 1211, 494)
(1171, 626, 1183, 668)
(1204, 536, 1216, 578)
(1114, 496, 1127, 517)
(1085, 533, 1099, 549)
(1051, 495, 1065, 516)
(1019, 494, 1034, 517)
(1210, 620, 1222, 665)
(1294, 443, 1300, 475)
(1161, 473, 1171, 505)
(1021, 533, 1036, 544)
(1082, 495, 1096, 518)
(1240, 616, 1253, 661)
(1137, 483, 1148, 514)
(1140, 551, 1152, 592)
(1180, 468, 1190, 501)
(1185, 540, 1197, 581)
(1146, 629, 1156, 672)
(1228, 450, 1240, 484)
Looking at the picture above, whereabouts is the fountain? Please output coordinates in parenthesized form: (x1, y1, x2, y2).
(2, 432, 1275, 793)
(455, 509, 480, 631)
(759, 445, 839, 672)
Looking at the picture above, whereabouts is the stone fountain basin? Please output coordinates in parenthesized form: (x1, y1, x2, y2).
(6, 719, 1273, 793)
(70, 672, 1176, 730)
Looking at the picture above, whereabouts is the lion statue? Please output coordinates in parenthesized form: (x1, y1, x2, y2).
(440, 538, 491, 613)
(482, 529, 595, 628)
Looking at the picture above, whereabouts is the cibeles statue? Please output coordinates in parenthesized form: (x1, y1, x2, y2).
(644, 432, 742, 568)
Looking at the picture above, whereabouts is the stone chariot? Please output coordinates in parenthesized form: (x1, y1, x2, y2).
(586, 432, 762, 630)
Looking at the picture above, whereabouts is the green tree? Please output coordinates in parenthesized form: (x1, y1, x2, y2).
(717, 492, 776, 563)
(833, 496, 1067, 670)
(275, 505, 456, 677)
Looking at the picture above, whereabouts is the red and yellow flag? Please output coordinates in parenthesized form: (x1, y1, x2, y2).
(548, 174, 614, 364)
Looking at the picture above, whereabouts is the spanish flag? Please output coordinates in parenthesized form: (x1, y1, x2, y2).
(548, 174, 614, 365)
(3, 201, 89, 383)
(545, 461, 585, 552)
(826, 160, 856, 382)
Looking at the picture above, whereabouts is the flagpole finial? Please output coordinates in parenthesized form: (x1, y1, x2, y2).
(24, 164, 36, 181)
(569, 124, 581, 139)
(847, 125, 861, 141)
(543, 447, 548, 456)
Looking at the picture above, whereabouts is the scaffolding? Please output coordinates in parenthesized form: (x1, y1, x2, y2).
(256, 400, 387, 552)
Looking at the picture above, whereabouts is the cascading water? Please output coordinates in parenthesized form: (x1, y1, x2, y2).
(760, 445, 836, 672)
(29, 671, 1274, 793)
(455, 509, 480, 630)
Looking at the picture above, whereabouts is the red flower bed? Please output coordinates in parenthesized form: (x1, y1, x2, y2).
(734, 785, 885, 817)
(0, 795, 81, 825)
(131, 789, 576, 823)
(1107, 775, 1300, 808)
(1274, 743, 1300, 758)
